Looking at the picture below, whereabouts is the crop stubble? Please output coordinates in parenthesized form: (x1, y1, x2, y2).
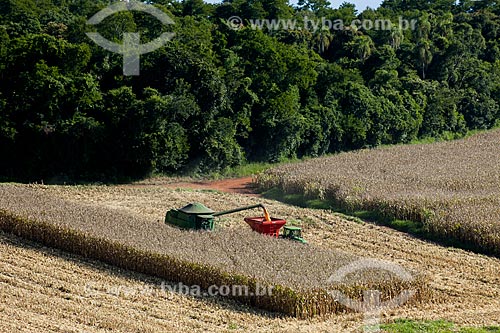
(0, 184, 428, 318)
(1, 185, 499, 331)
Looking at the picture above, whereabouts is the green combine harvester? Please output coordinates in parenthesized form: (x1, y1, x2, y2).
(165, 202, 307, 244)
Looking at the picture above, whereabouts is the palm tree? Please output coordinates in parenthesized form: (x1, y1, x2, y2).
(417, 14, 431, 40)
(416, 13, 433, 79)
(313, 28, 333, 54)
(418, 39, 433, 79)
(349, 35, 374, 62)
(389, 26, 404, 50)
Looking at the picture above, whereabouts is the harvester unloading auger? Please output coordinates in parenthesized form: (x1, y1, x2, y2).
(165, 203, 306, 243)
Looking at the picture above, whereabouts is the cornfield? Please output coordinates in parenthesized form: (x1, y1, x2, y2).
(257, 130, 500, 256)
(0, 184, 429, 318)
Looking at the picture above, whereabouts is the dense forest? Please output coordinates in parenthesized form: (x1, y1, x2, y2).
(0, 0, 499, 181)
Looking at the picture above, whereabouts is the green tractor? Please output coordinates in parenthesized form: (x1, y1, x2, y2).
(281, 226, 307, 244)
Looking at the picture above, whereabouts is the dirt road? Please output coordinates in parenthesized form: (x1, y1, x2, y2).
(127, 176, 260, 196)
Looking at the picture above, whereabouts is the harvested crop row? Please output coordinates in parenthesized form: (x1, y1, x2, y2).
(0, 184, 429, 318)
(257, 129, 500, 256)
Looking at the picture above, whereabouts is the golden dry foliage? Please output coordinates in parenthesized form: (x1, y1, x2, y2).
(258, 130, 500, 256)
(0, 185, 428, 318)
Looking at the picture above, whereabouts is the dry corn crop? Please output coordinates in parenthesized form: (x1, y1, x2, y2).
(258, 129, 500, 256)
(0, 184, 428, 318)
